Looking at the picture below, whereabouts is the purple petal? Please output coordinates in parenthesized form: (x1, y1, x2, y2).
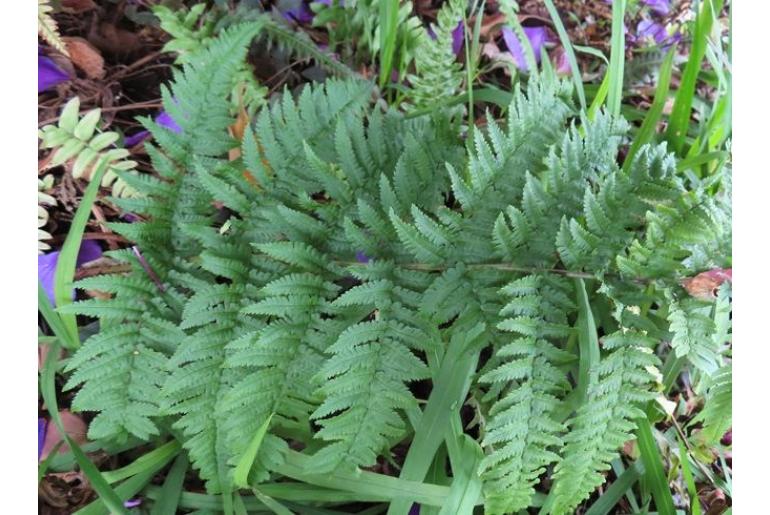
(38, 241, 103, 306)
(502, 26, 550, 71)
(524, 27, 550, 62)
(155, 111, 182, 134)
(280, 1, 314, 24)
(38, 55, 70, 93)
(355, 251, 370, 264)
(452, 21, 465, 56)
(124, 499, 142, 509)
(124, 130, 150, 147)
(38, 419, 47, 461)
(636, 19, 668, 44)
(125, 110, 180, 146)
(643, 0, 670, 16)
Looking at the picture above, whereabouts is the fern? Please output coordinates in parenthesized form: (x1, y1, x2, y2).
(691, 364, 731, 444)
(405, 0, 467, 110)
(38, 0, 68, 56)
(57, 35, 731, 512)
(549, 330, 660, 514)
(39, 98, 140, 198)
(38, 175, 56, 253)
(479, 274, 573, 514)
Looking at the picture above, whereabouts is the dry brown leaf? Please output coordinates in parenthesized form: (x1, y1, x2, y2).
(63, 36, 105, 79)
(61, 0, 97, 13)
(40, 410, 88, 460)
(681, 268, 732, 300)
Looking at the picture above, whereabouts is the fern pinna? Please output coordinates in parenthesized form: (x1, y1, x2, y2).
(58, 22, 731, 514)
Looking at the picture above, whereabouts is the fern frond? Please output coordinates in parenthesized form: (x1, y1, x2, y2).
(310, 280, 431, 472)
(38, 97, 140, 198)
(667, 294, 721, 375)
(38, 0, 68, 56)
(405, 0, 467, 110)
(691, 364, 731, 444)
(38, 175, 56, 253)
(479, 274, 574, 514)
(550, 331, 660, 514)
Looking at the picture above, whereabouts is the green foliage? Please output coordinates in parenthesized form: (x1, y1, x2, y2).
(154, 2, 267, 116)
(312, 0, 423, 74)
(38, 97, 140, 198)
(58, 23, 731, 513)
(405, 0, 467, 110)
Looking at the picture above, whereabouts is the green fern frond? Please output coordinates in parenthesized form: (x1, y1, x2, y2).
(549, 331, 660, 514)
(479, 275, 574, 514)
(691, 364, 731, 444)
(405, 0, 467, 110)
(667, 294, 722, 375)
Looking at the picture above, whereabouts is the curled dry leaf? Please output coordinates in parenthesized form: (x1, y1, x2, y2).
(62, 36, 105, 79)
(681, 268, 732, 300)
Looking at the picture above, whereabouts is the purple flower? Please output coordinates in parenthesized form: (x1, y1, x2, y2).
(355, 251, 370, 264)
(636, 19, 668, 44)
(38, 55, 70, 93)
(38, 418, 47, 461)
(124, 499, 142, 509)
(124, 110, 182, 147)
(452, 21, 465, 56)
(38, 240, 103, 306)
(280, 0, 314, 24)
(635, 19, 680, 48)
(643, 0, 670, 16)
(155, 111, 182, 133)
(501, 26, 551, 71)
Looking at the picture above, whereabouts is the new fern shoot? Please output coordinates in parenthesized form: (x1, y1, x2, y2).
(55, 20, 731, 515)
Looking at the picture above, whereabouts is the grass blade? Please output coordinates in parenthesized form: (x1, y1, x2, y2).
(276, 450, 461, 507)
(101, 440, 180, 484)
(387, 326, 483, 515)
(378, 0, 399, 88)
(588, 72, 611, 120)
(677, 435, 703, 515)
(607, 0, 627, 117)
(40, 339, 127, 515)
(585, 460, 645, 515)
(623, 47, 676, 171)
(38, 283, 78, 349)
(438, 417, 484, 515)
(543, 0, 586, 110)
(149, 454, 189, 515)
(53, 160, 109, 348)
(234, 413, 274, 488)
(636, 417, 676, 515)
(252, 489, 293, 515)
(38, 441, 64, 484)
(665, 0, 724, 153)
(575, 278, 600, 406)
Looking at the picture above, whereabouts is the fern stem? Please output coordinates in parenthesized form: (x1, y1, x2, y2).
(339, 261, 598, 279)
